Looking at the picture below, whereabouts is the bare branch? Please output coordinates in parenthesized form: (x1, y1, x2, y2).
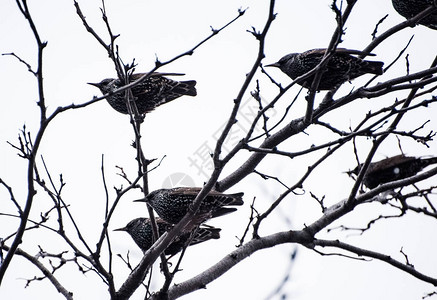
(2, 52, 37, 75)
(314, 239, 437, 285)
(0, 178, 22, 216)
(1, 244, 73, 299)
(165, 230, 312, 300)
(0, 0, 48, 283)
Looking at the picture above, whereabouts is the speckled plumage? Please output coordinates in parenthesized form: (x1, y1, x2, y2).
(392, 0, 437, 30)
(348, 155, 437, 189)
(88, 72, 197, 114)
(114, 217, 221, 256)
(136, 187, 244, 224)
(266, 48, 384, 90)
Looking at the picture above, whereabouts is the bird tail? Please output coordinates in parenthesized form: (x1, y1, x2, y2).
(211, 207, 238, 219)
(422, 156, 437, 167)
(187, 225, 221, 247)
(176, 80, 197, 97)
(198, 225, 221, 240)
(186, 192, 245, 221)
(207, 227, 221, 240)
(220, 192, 244, 206)
(364, 61, 384, 75)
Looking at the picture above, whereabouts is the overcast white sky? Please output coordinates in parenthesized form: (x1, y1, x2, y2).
(1, 0, 437, 299)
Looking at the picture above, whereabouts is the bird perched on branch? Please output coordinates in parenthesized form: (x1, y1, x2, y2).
(88, 72, 197, 114)
(135, 187, 244, 224)
(347, 155, 437, 189)
(392, 0, 437, 30)
(114, 217, 221, 256)
(266, 48, 384, 90)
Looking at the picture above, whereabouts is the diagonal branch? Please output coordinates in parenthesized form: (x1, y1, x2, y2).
(1, 244, 73, 300)
(164, 230, 312, 300)
(0, 0, 48, 284)
(313, 239, 437, 285)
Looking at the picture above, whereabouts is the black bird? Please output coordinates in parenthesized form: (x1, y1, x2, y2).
(88, 72, 197, 114)
(266, 48, 384, 90)
(348, 155, 437, 189)
(392, 0, 437, 30)
(114, 217, 221, 256)
(135, 187, 244, 224)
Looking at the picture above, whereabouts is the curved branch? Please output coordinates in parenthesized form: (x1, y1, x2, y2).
(165, 230, 312, 300)
(362, 5, 437, 55)
(0, 0, 48, 283)
(115, 8, 251, 299)
(313, 239, 437, 286)
(1, 245, 73, 299)
(217, 62, 437, 192)
(168, 164, 437, 298)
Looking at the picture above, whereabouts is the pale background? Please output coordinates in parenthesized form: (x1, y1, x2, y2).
(1, 1, 437, 299)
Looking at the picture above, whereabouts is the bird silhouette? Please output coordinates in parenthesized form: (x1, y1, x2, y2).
(266, 48, 384, 90)
(88, 72, 196, 114)
(114, 217, 220, 256)
(135, 187, 244, 225)
(392, 0, 437, 30)
(347, 155, 437, 189)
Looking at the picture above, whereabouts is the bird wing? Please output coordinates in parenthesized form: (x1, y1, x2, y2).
(168, 187, 243, 207)
(368, 155, 416, 172)
(169, 187, 203, 196)
(170, 187, 243, 198)
(155, 218, 174, 232)
(169, 187, 233, 196)
(334, 48, 376, 56)
(190, 226, 221, 245)
(305, 48, 376, 57)
(130, 72, 186, 80)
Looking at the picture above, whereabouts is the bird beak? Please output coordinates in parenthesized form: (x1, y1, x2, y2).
(264, 62, 280, 68)
(87, 82, 100, 88)
(343, 170, 356, 178)
(113, 227, 127, 232)
(133, 198, 147, 203)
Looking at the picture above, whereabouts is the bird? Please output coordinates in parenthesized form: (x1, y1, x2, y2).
(134, 187, 244, 224)
(114, 217, 221, 256)
(88, 72, 197, 114)
(265, 48, 384, 90)
(392, 0, 437, 30)
(347, 154, 437, 189)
